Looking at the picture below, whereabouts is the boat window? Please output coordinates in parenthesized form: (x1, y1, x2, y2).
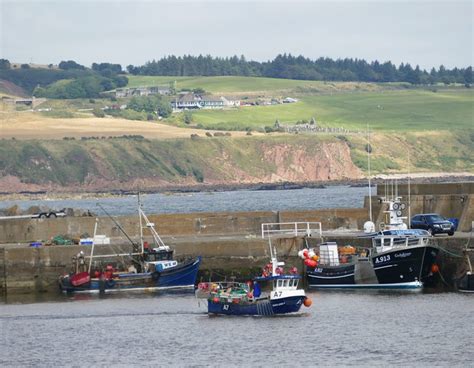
(277, 280, 282, 287)
(289, 279, 294, 287)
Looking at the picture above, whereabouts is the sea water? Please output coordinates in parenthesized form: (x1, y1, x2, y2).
(0, 185, 368, 216)
(0, 291, 472, 367)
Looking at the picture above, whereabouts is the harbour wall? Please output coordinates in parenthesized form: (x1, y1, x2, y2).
(0, 192, 472, 246)
(380, 182, 474, 196)
(0, 208, 368, 244)
(0, 235, 470, 295)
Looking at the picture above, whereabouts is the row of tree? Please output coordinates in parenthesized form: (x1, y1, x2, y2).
(126, 54, 473, 85)
(0, 59, 128, 98)
(1, 54, 472, 99)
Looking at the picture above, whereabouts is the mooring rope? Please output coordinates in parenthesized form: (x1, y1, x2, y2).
(437, 245, 465, 258)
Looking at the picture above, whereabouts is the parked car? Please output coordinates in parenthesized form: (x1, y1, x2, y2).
(410, 213, 455, 236)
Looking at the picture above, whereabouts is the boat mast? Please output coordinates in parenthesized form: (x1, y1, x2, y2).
(367, 123, 373, 222)
(88, 218, 99, 274)
(408, 150, 411, 228)
(268, 237, 277, 276)
(138, 193, 144, 254)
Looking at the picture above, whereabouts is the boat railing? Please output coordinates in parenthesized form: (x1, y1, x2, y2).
(261, 222, 322, 239)
(372, 235, 433, 249)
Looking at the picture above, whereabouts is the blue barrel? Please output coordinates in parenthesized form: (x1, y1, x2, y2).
(30, 242, 42, 248)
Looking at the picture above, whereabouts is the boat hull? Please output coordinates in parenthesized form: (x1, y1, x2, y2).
(458, 273, 474, 293)
(307, 246, 439, 289)
(207, 295, 306, 316)
(59, 257, 201, 294)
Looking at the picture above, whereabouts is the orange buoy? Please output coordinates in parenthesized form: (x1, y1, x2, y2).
(212, 297, 220, 303)
(431, 264, 439, 273)
(303, 297, 312, 307)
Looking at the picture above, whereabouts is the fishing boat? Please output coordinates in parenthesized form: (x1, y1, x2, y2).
(59, 197, 201, 293)
(197, 239, 312, 316)
(304, 195, 440, 289)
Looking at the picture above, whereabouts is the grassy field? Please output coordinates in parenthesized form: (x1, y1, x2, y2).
(0, 109, 253, 140)
(190, 89, 474, 131)
(126, 75, 407, 94)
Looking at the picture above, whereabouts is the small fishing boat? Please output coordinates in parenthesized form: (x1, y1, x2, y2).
(198, 239, 312, 316)
(59, 197, 201, 294)
(304, 196, 440, 290)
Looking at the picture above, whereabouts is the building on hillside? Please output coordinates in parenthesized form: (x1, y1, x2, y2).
(171, 93, 241, 110)
(171, 93, 202, 109)
(113, 86, 171, 98)
(221, 96, 241, 107)
(201, 96, 225, 109)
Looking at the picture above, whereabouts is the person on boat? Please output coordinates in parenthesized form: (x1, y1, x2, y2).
(128, 264, 137, 273)
(104, 265, 114, 279)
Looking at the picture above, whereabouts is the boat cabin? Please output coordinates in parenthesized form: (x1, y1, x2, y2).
(144, 247, 174, 262)
(273, 277, 300, 290)
(372, 229, 432, 253)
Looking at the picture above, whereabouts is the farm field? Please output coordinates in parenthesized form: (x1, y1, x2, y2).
(126, 75, 404, 94)
(190, 89, 474, 131)
(0, 110, 252, 140)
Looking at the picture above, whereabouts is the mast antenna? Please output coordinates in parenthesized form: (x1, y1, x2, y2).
(367, 123, 372, 222)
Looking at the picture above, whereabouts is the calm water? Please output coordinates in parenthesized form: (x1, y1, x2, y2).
(1, 291, 472, 367)
(1, 185, 369, 216)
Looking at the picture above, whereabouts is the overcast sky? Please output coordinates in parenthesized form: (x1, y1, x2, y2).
(1, 0, 472, 70)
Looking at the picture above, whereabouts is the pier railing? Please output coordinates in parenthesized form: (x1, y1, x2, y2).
(261, 222, 322, 239)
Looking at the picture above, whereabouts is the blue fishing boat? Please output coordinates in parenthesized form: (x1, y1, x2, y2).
(59, 197, 201, 294)
(199, 239, 312, 316)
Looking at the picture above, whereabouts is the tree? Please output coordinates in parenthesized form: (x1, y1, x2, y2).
(0, 59, 11, 70)
(184, 112, 193, 124)
(20, 64, 30, 69)
(92, 107, 105, 118)
(464, 66, 472, 85)
(58, 60, 85, 70)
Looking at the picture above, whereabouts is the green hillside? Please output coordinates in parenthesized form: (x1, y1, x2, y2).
(126, 75, 403, 94)
(190, 89, 473, 131)
(0, 132, 472, 191)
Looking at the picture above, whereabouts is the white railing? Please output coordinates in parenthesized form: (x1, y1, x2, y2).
(261, 222, 322, 239)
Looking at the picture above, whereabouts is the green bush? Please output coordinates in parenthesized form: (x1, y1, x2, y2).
(92, 108, 105, 118)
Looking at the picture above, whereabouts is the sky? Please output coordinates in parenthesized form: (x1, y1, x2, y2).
(1, 0, 472, 70)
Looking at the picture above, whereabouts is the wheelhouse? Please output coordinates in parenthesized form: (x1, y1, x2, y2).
(273, 278, 299, 289)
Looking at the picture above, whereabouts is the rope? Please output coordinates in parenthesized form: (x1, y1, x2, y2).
(437, 245, 465, 258)
(436, 267, 451, 287)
